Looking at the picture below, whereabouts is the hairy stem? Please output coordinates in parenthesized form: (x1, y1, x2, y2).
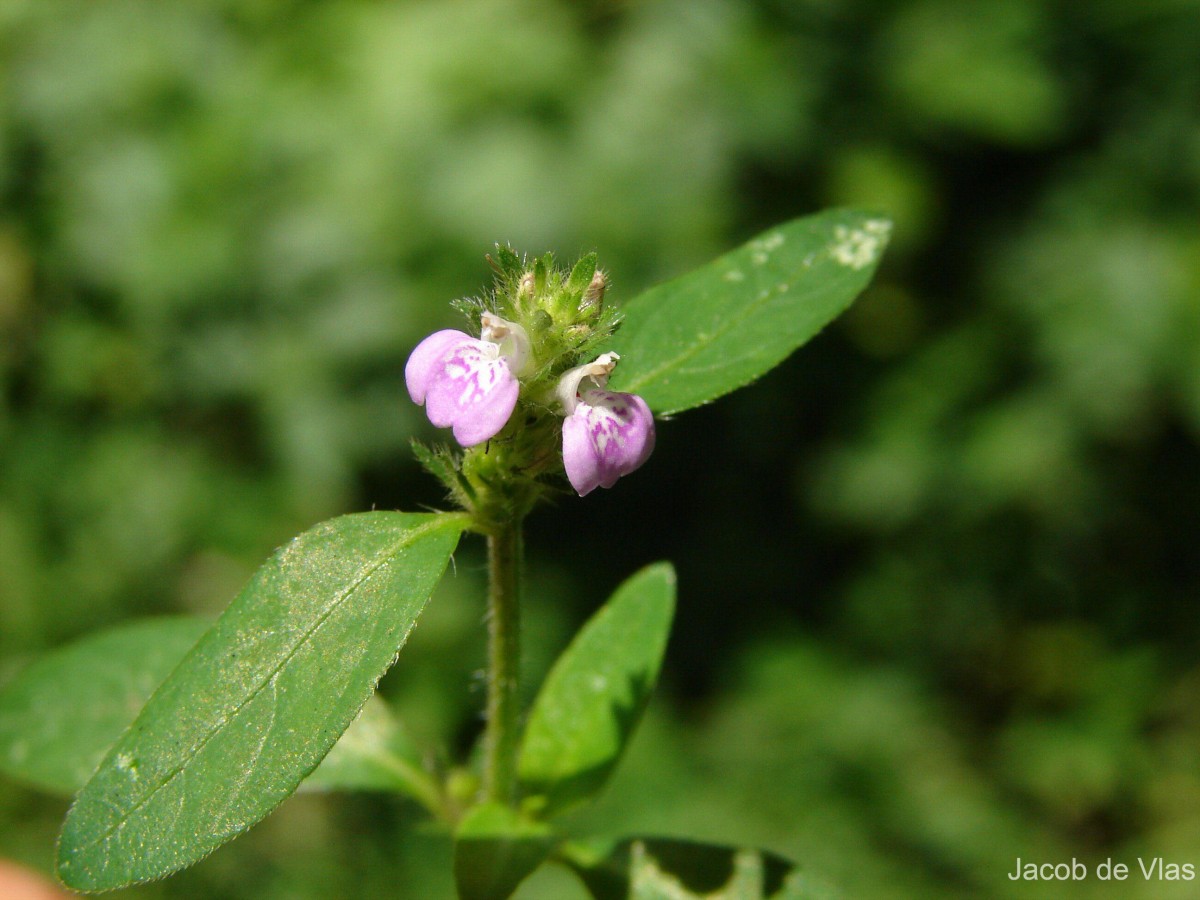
(483, 519, 522, 804)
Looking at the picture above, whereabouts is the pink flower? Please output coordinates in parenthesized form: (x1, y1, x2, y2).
(557, 353, 656, 496)
(406, 313, 530, 447)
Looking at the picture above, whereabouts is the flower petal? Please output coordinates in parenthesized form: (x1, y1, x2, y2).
(406, 329, 472, 405)
(423, 338, 519, 447)
(562, 413, 603, 496)
(562, 390, 655, 496)
(480, 312, 532, 376)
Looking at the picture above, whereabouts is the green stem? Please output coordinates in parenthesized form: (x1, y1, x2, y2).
(483, 519, 522, 804)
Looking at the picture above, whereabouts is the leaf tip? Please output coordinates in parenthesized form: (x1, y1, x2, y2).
(636, 561, 677, 600)
(828, 214, 893, 272)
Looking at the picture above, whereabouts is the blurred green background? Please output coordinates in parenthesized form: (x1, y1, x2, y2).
(2, 0, 1200, 897)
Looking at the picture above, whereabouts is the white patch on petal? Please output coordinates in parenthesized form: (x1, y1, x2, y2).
(581, 390, 641, 457)
(587, 405, 628, 455)
(443, 342, 504, 408)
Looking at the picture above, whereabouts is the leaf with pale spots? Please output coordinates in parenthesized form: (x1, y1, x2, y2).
(606, 208, 891, 415)
(518, 563, 675, 818)
(56, 511, 466, 892)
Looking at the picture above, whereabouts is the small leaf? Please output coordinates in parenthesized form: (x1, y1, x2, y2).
(57, 511, 466, 892)
(518, 563, 675, 817)
(607, 208, 891, 415)
(0, 618, 209, 796)
(534, 253, 552, 296)
(411, 440, 476, 509)
(567, 252, 599, 296)
(303, 694, 444, 813)
(454, 802, 557, 900)
(563, 838, 825, 900)
(492, 244, 523, 277)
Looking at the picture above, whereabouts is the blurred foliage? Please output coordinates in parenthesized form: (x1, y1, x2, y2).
(2, 0, 1200, 897)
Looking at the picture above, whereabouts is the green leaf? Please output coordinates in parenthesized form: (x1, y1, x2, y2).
(518, 563, 675, 817)
(607, 208, 891, 415)
(411, 440, 476, 509)
(0, 617, 209, 796)
(492, 243, 523, 278)
(303, 693, 443, 812)
(534, 252, 552, 296)
(454, 802, 557, 900)
(563, 838, 827, 900)
(567, 252, 599, 296)
(57, 511, 467, 892)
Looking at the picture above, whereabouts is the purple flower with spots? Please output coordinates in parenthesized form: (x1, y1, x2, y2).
(406, 312, 530, 447)
(557, 353, 655, 496)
